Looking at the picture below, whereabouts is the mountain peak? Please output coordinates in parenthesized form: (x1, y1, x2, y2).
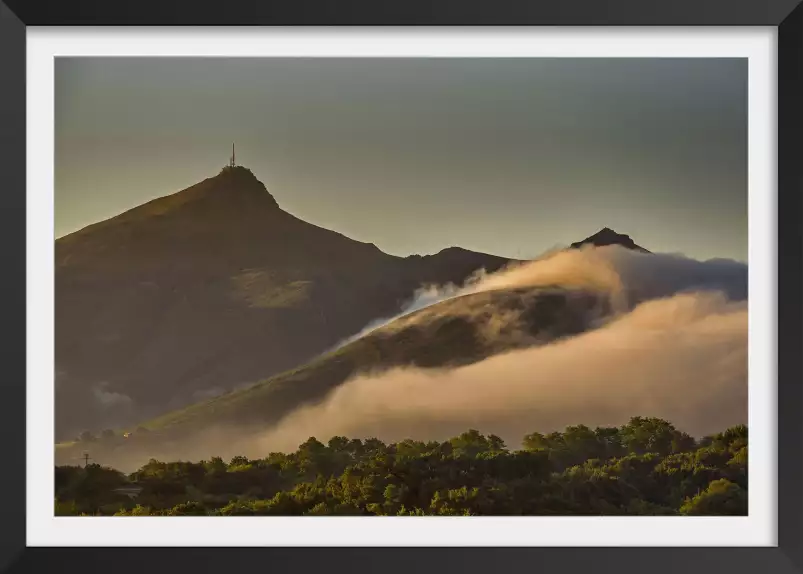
(217, 164, 257, 181)
(194, 165, 280, 210)
(569, 228, 650, 253)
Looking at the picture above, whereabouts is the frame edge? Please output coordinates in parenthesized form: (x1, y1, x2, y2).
(0, 0, 27, 571)
(778, 1, 803, 572)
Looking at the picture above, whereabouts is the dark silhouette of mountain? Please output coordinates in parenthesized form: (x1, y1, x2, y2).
(55, 166, 513, 440)
(569, 227, 650, 253)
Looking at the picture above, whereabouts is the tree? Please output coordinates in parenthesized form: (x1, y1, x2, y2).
(522, 431, 548, 452)
(298, 437, 326, 457)
(363, 438, 386, 454)
(594, 426, 624, 457)
(101, 429, 115, 440)
(619, 417, 688, 456)
(560, 424, 606, 465)
(229, 455, 249, 467)
(710, 425, 748, 453)
(128, 505, 155, 516)
(487, 434, 506, 452)
(166, 501, 208, 516)
(54, 420, 748, 517)
(450, 429, 504, 457)
(327, 436, 350, 452)
(680, 479, 747, 515)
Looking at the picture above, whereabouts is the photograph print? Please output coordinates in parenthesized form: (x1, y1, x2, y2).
(53, 57, 749, 517)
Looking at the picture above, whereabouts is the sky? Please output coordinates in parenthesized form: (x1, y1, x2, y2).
(55, 58, 747, 262)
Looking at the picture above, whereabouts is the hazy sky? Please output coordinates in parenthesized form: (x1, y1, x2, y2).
(55, 58, 747, 261)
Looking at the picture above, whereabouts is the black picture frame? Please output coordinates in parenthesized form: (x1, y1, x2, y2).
(1, 1, 800, 572)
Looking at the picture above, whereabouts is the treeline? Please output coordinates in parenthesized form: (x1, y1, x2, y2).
(54, 417, 747, 516)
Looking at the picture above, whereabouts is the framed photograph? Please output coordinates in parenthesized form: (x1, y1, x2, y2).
(1, 0, 801, 572)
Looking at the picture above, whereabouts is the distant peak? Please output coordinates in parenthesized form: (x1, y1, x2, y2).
(591, 227, 630, 242)
(570, 228, 650, 253)
(438, 246, 470, 255)
(217, 165, 257, 179)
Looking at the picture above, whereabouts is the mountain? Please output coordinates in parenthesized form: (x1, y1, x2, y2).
(150, 286, 608, 430)
(55, 284, 612, 468)
(55, 166, 513, 440)
(569, 227, 650, 253)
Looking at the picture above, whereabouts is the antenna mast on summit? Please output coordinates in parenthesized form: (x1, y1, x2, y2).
(229, 143, 236, 168)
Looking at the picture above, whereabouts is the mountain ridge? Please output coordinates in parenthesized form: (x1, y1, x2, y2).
(55, 283, 613, 469)
(56, 165, 650, 442)
(55, 166, 515, 440)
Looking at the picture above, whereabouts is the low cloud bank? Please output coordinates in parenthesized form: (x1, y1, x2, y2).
(255, 290, 747, 452)
(253, 246, 748, 451)
(333, 246, 746, 351)
(74, 246, 748, 469)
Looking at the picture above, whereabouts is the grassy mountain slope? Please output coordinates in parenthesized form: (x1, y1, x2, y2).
(56, 166, 513, 440)
(55, 285, 610, 468)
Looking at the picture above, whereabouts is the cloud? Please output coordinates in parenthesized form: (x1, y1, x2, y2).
(254, 289, 747, 452)
(247, 246, 748, 452)
(326, 281, 471, 352)
(81, 245, 748, 469)
(92, 382, 134, 409)
(466, 245, 747, 305)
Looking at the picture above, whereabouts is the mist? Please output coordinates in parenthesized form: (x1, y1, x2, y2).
(336, 245, 746, 348)
(254, 291, 746, 451)
(326, 280, 470, 352)
(75, 245, 748, 470)
(251, 246, 748, 452)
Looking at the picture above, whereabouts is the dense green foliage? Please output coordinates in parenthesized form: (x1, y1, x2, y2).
(54, 417, 747, 516)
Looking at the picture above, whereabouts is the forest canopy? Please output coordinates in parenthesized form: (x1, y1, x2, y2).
(54, 417, 748, 517)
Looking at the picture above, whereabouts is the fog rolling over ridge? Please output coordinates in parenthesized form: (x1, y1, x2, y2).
(332, 240, 746, 354)
(69, 244, 747, 470)
(233, 245, 745, 456)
